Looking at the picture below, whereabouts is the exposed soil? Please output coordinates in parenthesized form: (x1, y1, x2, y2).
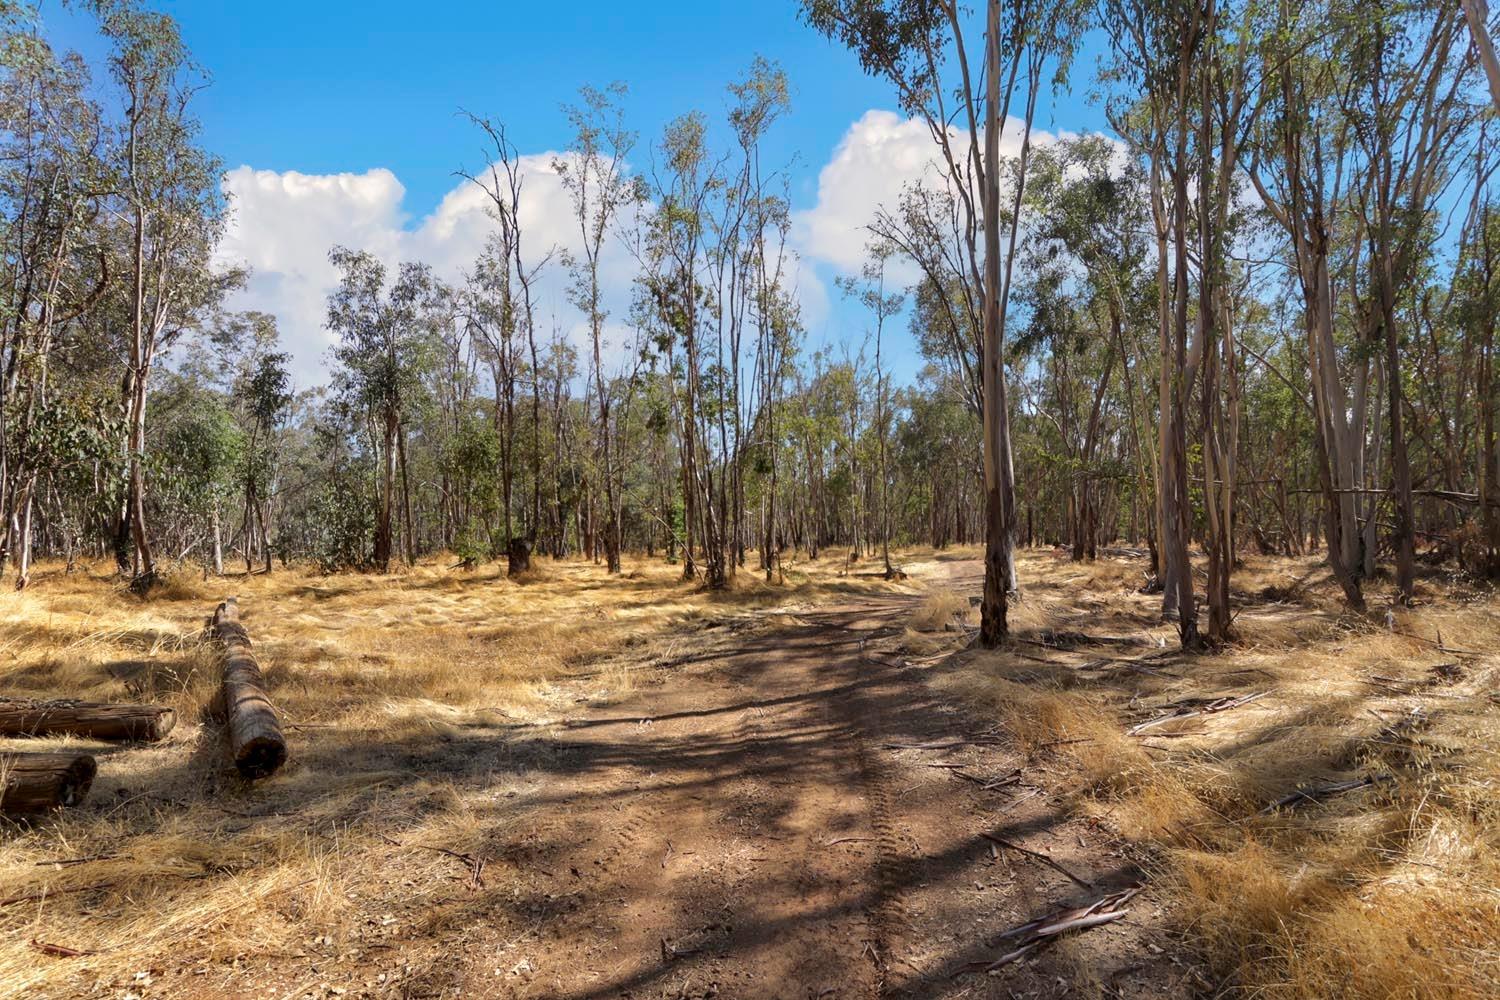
(389, 560, 1185, 999)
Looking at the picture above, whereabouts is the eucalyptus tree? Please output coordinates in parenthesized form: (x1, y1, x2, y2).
(233, 333, 291, 574)
(1461, 0, 1500, 113)
(1105, 0, 1204, 637)
(148, 371, 243, 573)
(326, 248, 439, 573)
(839, 252, 905, 577)
(557, 83, 641, 575)
(1022, 135, 1154, 565)
(803, 0, 1088, 645)
(1243, 0, 1377, 608)
(0, 13, 108, 587)
(1460, 185, 1500, 575)
(728, 57, 795, 579)
(465, 234, 522, 553)
(460, 113, 555, 565)
(640, 110, 722, 583)
(1347, 1, 1483, 604)
(97, 0, 235, 587)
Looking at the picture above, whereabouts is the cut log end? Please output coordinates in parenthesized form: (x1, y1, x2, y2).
(235, 736, 288, 780)
(54, 757, 95, 806)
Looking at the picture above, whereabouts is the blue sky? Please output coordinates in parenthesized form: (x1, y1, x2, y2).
(41, 1, 1113, 388)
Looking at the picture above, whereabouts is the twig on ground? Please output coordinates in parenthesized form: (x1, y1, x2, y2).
(30, 939, 96, 958)
(979, 833, 1094, 889)
(33, 854, 122, 867)
(949, 767, 1023, 791)
(1258, 774, 1395, 815)
(955, 885, 1143, 976)
(881, 736, 1005, 751)
(1126, 691, 1270, 736)
(379, 834, 486, 887)
(1, 882, 112, 908)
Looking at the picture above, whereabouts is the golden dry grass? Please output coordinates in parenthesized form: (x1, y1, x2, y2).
(907, 588, 971, 632)
(934, 547, 1500, 1000)
(0, 551, 911, 999)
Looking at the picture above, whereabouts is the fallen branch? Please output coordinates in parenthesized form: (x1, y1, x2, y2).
(1076, 649, 1182, 677)
(957, 886, 1142, 976)
(0, 752, 97, 815)
(379, 834, 486, 888)
(30, 939, 95, 958)
(881, 736, 1004, 751)
(1022, 630, 1150, 652)
(952, 768, 1023, 791)
(1391, 627, 1478, 657)
(34, 854, 122, 867)
(0, 882, 112, 908)
(1258, 774, 1394, 815)
(1126, 691, 1270, 736)
(0, 698, 175, 742)
(979, 833, 1094, 889)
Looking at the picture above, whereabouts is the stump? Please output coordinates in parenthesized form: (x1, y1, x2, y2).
(0, 752, 96, 814)
(506, 537, 533, 577)
(0, 698, 175, 742)
(209, 598, 287, 779)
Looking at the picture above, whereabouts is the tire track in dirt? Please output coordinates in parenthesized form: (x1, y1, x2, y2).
(437, 566, 1164, 999)
(834, 649, 929, 996)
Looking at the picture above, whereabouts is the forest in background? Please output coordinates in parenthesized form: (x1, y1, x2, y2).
(1, 0, 1497, 644)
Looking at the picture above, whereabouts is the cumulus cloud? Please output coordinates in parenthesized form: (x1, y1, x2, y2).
(217, 167, 407, 384)
(792, 110, 948, 275)
(218, 108, 1101, 388)
(218, 154, 643, 388)
(791, 109, 1099, 282)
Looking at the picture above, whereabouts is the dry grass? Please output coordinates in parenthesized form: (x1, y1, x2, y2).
(907, 589, 971, 632)
(0, 551, 910, 999)
(936, 547, 1500, 1000)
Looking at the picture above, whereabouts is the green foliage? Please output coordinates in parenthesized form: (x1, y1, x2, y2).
(149, 377, 244, 521)
(308, 454, 376, 573)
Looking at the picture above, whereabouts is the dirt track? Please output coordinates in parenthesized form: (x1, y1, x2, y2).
(410, 562, 1184, 999)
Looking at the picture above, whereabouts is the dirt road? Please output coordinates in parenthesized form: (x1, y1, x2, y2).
(407, 566, 1179, 999)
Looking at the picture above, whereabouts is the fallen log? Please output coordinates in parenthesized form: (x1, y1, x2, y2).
(209, 597, 286, 779)
(0, 752, 97, 815)
(0, 698, 175, 742)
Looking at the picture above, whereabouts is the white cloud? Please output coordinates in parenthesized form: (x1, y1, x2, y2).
(218, 154, 642, 388)
(791, 109, 1096, 282)
(792, 110, 948, 275)
(216, 109, 1102, 389)
(217, 167, 407, 384)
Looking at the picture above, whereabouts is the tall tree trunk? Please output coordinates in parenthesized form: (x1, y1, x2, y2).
(375, 411, 396, 572)
(1461, 0, 1500, 114)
